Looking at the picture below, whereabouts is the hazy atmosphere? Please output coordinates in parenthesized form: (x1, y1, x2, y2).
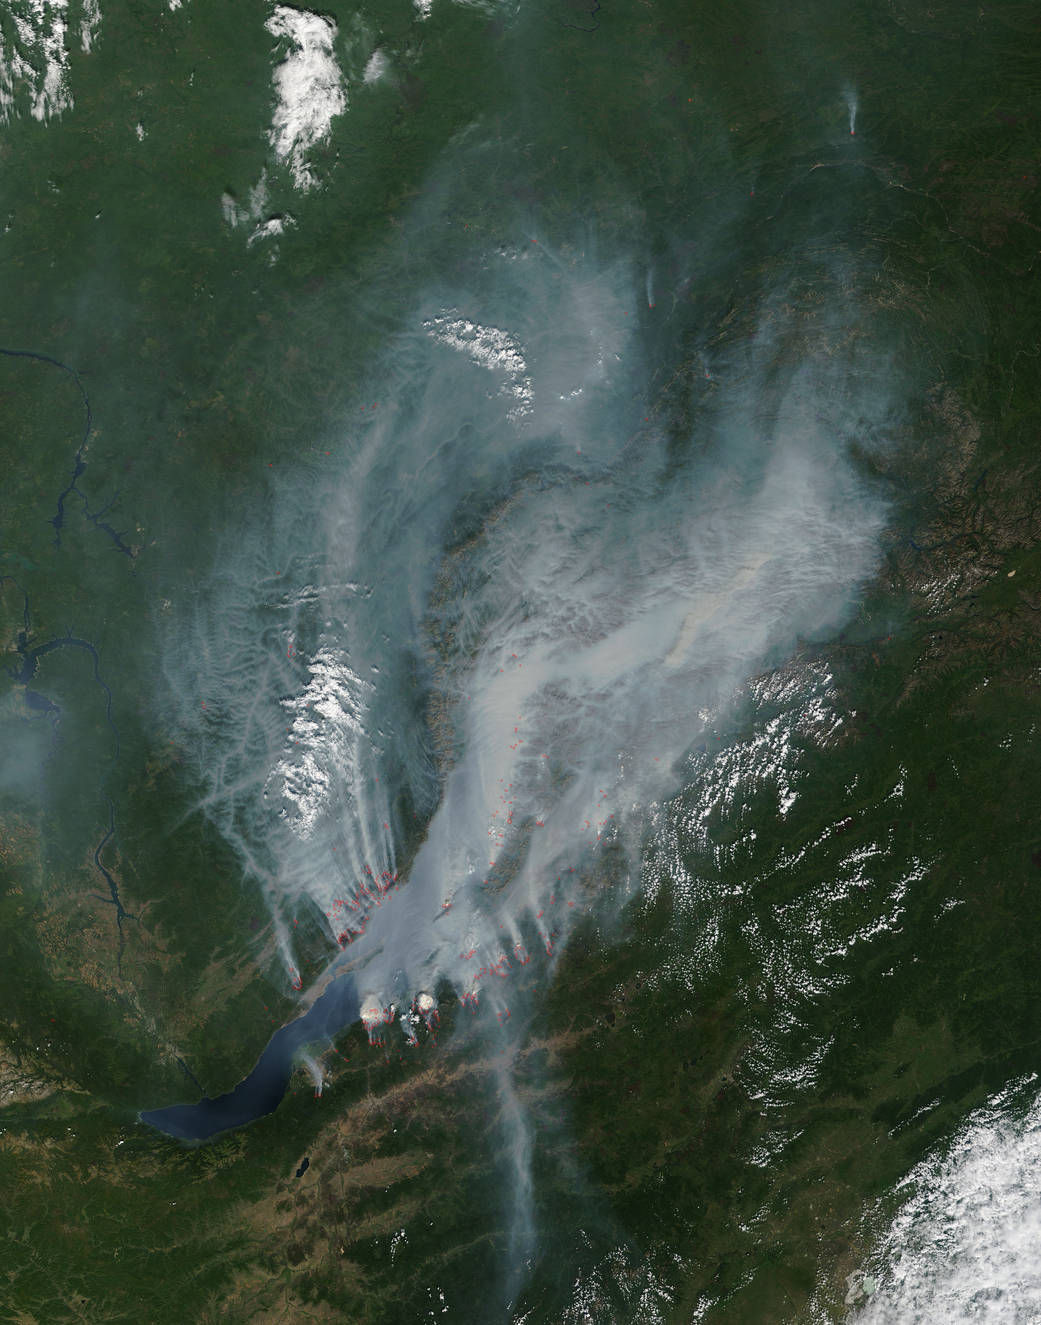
(1, 0, 1040, 1320)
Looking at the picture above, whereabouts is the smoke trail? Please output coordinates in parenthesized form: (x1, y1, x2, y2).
(300, 1052, 324, 1096)
(158, 118, 906, 1296)
(336, 260, 894, 1015)
(165, 238, 892, 1004)
(497, 1049, 536, 1302)
(159, 222, 646, 991)
(842, 80, 859, 135)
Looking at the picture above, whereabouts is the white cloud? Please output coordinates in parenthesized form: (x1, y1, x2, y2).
(0, 0, 73, 123)
(423, 311, 534, 421)
(80, 0, 100, 52)
(852, 1078, 1041, 1324)
(222, 170, 296, 256)
(362, 48, 387, 84)
(264, 5, 346, 191)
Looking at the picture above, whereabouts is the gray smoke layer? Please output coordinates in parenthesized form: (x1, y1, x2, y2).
(162, 232, 893, 993)
(158, 115, 903, 1290)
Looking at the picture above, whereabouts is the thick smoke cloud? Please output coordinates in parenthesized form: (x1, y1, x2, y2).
(162, 214, 892, 1002)
(158, 103, 904, 1293)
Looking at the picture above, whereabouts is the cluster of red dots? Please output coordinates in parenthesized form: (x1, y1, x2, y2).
(486, 768, 520, 866)
(323, 866, 400, 946)
(583, 788, 616, 843)
(457, 878, 590, 1026)
(482, 705, 557, 869)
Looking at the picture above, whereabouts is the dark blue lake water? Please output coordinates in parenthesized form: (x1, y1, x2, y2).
(140, 976, 359, 1141)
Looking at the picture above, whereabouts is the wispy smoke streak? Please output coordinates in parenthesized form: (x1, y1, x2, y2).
(159, 123, 905, 1302)
(164, 230, 896, 1001)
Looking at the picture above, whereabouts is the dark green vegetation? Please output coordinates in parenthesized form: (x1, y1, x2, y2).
(3, 0, 1041, 1320)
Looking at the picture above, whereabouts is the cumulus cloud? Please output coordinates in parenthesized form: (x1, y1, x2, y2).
(264, 5, 346, 191)
(0, 0, 73, 123)
(851, 1078, 1041, 1324)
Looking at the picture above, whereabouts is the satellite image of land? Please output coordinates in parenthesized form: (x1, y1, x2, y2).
(2, 0, 1041, 1320)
